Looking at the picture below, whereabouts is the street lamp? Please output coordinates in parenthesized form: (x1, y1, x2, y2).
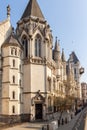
(79, 67, 84, 75)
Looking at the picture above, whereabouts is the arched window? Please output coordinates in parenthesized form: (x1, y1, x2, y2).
(15, 49, 17, 55)
(12, 91, 15, 99)
(39, 39, 41, 56)
(48, 77, 51, 91)
(48, 97, 51, 107)
(13, 75, 15, 83)
(12, 105, 15, 113)
(11, 48, 13, 55)
(59, 83, 61, 91)
(19, 79, 21, 86)
(22, 36, 28, 58)
(53, 78, 56, 90)
(19, 64, 21, 72)
(13, 59, 15, 67)
(19, 93, 22, 103)
(48, 97, 52, 111)
(35, 34, 41, 57)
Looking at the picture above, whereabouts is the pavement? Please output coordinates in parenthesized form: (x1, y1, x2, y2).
(58, 112, 82, 130)
(84, 114, 87, 130)
(58, 107, 87, 130)
(1, 113, 82, 130)
(1, 107, 87, 130)
(2, 122, 44, 130)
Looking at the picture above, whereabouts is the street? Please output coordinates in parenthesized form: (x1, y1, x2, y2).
(2, 122, 43, 130)
(1, 107, 87, 130)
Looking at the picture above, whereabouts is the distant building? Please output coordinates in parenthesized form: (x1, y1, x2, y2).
(67, 52, 84, 99)
(81, 82, 87, 104)
(0, 0, 83, 123)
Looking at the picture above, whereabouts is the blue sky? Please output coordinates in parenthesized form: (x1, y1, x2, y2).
(0, 0, 87, 82)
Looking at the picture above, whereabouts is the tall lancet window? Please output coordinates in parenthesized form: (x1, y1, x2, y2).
(35, 34, 41, 57)
(22, 36, 28, 58)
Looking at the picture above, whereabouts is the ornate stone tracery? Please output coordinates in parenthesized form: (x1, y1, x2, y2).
(31, 90, 45, 106)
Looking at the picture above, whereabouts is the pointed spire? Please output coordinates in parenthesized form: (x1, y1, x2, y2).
(12, 27, 15, 35)
(54, 37, 60, 52)
(58, 40, 60, 52)
(61, 48, 66, 62)
(21, 0, 44, 19)
(53, 37, 61, 62)
(55, 37, 58, 49)
(7, 5, 11, 19)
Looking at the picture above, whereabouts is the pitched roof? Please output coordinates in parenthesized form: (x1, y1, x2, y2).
(0, 19, 9, 26)
(61, 49, 66, 62)
(2, 32, 22, 48)
(69, 51, 79, 64)
(54, 37, 60, 52)
(21, 0, 44, 19)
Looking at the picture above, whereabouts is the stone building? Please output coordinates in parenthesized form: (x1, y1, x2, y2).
(0, 0, 83, 122)
(81, 82, 87, 104)
(67, 52, 84, 99)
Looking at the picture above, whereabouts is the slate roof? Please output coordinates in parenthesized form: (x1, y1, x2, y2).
(61, 49, 66, 62)
(2, 32, 22, 48)
(69, 51, 79, 64)
(0, 19, 9, 26)
(54, 38, 60, 52)
(67, 51, 79, 64)
(21, 0, 44, 19)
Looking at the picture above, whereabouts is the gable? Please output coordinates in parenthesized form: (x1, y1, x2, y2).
(32, 90, 45, 102)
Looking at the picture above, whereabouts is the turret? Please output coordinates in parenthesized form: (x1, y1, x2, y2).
(61, 48, 66, 62)
(7, 5, 11, 20)
(53, 37, 61, 63)
(61, 49, 66, 80)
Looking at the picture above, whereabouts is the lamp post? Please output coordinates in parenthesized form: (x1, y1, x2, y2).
(56, 74, 61, 111)
(79, 67, 84, 75)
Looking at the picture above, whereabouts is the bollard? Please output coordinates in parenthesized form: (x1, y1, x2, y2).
(65, 117, 67, 124)
(75, 127, 78, 130)
(42, 126, 44, 130)
(47, 124, 49, 130)
(71, 114, 73, 119)
(58, 119, 60, 126)
(62, 118, 64, 125)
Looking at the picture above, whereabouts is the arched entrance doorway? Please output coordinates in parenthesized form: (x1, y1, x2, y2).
(32, 90, 45, 120)
(35, 103, 43, 119)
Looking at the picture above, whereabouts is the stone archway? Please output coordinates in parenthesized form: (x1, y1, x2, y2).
(35, 103, 43, 119)
(32, 90, 45, 120)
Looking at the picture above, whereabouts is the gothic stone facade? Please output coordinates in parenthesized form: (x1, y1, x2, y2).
(0, 0, 82, 123)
